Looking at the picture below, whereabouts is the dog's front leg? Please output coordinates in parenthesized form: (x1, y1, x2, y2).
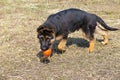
(58, 39, 67, 51)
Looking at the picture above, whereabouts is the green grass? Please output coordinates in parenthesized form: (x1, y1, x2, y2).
(0, 0, 120, 80)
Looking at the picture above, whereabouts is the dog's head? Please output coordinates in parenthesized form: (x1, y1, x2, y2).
(37, 25, 55, 51)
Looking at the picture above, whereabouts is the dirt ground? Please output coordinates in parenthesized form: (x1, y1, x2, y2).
(0, 0, 120, 80)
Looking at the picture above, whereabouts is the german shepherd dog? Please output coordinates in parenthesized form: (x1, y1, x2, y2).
(37, 8, 118, 58)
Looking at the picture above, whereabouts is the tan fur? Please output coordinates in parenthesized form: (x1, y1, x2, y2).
(88, 38, 96, 52)
(50, 33, 56, 45)
(58, 39, 67, 51)
(56, 35, 63, 40)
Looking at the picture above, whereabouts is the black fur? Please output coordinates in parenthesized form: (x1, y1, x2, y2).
(96, 16, 118, 31)
(38, 8, 118, 40)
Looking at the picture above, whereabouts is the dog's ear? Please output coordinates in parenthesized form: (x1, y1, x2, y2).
(46, 28, 55, 33)
(37, 25, 44, 33)
(37, 25, 55, 34)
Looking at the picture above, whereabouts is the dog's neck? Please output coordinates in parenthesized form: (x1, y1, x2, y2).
(44, 22, 60, 36)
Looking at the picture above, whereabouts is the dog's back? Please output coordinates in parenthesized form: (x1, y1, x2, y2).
(44, 8, 97, 33)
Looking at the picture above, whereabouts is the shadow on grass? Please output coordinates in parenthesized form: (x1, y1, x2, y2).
(37, 37, 90, 56)
(36, 37, 106, 63)
(55, 38, 90, 54)
(51, 37, 108, 54)
(36, 37, 89, 63)
(66, 37, 89, 48)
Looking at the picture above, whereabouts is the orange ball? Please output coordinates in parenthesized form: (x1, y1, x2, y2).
(43, 48, 52, 57)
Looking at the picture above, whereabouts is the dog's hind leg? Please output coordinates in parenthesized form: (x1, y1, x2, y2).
(95, 23, 108, 45)
(86, 24, 96, 53)
(101, 31, 108, 45)
(88, 38, 96, 53)
(82, 30, 96, 52)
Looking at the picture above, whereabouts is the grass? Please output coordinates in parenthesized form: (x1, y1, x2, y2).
(0, 0, 120, 80)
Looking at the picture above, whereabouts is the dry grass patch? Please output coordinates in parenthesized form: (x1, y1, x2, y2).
(0, 0, 120, 80)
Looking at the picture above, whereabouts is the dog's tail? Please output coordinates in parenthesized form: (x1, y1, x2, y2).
(96, 16, 118, 31)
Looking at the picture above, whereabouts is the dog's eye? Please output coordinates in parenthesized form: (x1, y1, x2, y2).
(38, 35, 44, 39)
(47, 36, 53, 39)
(48, 36, 52, 39)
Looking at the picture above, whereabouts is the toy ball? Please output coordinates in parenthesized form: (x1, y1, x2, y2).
(43, 48, 52, 57)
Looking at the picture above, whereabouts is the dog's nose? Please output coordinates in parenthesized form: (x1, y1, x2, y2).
(41, 46, 48, 51)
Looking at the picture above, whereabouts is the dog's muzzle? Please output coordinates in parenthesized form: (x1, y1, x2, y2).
(41, 45, 49, 51)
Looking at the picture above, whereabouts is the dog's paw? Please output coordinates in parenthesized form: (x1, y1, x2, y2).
(40, 57, 50, 64)
(36, 51, 44, 58)
(101, 41, 107, 45)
